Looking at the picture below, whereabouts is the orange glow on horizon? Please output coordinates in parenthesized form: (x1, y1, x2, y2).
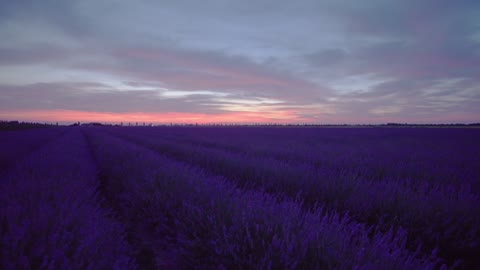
(0, 109, 311, 124)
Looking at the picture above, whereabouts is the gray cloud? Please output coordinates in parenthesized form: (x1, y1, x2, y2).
(0, 82, 220, 114)
(69, 46, 329, 105)
(324, 77, 480, 123)
(0, 0, 479, 123)
(0, 46, 72, 66)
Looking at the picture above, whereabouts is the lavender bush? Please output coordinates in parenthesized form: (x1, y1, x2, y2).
(2, 125, 478, 269)
(0, 130, 135, 269)
(105, 126, 480, 268)
(0, 127, 66, 174)
(85, 129, 440, 269)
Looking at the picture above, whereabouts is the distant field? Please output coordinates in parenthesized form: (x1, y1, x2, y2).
(1, 126, 479, 269)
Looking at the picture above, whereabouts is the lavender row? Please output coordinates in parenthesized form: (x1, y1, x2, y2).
(85, 129, 440, 269)
(0, 130, 135, 269)
(106, 127, 480, 268)
(0, 127, 67, 174)
(122, 127, 480, 191)
(141, 127, 480, 189)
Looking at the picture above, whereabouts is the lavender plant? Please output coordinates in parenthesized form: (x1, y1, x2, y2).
(85, 129, 440, 269)
(0, 127, 66, 174)
(0, 130, 135, 269)
(106, 126, 480, 268)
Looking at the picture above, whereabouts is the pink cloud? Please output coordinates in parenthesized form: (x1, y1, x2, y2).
(106, 48, 320, 97)
(0, 109, 314, 124)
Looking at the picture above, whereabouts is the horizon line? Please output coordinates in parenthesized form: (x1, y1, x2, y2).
(2, 119, 480, 127)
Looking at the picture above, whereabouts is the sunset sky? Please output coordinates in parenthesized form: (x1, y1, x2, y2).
(1, 0, 479, 124)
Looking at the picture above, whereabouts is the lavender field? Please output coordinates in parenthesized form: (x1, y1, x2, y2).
(1, 126, 479, 269)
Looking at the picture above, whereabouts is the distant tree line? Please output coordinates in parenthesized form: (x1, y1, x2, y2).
(0, 120, 58, 131)
(1, 120, 479, 130)
(385, 123, 480, 127)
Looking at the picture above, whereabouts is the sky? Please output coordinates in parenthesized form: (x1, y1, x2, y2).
(0, 0, 479, 124)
